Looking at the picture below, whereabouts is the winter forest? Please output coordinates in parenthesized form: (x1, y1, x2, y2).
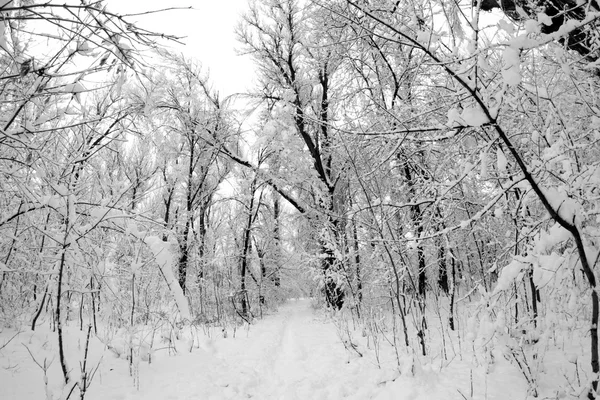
(1, 0, 599, 398)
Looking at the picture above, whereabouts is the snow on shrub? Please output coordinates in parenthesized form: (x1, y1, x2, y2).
(144, 236, 191, 322)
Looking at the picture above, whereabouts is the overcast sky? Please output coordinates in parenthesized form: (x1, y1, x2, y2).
(109, 0, 255, 98)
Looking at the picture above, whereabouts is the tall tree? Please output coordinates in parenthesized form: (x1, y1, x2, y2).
(238, 0, 348, 308)
(133, 53, 232, 296)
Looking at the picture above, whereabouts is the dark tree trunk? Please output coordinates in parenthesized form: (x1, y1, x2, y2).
(162, 169, 174, 243)
(177, 135, 198, 296)
(31, 286, 48, 331)
(528, 269, 538, 328)
(417, 237, 426, 297)
(56, 246, 69, 383)
(438, 241, 449, 294)
(324, 271, 344, 310)
(272, 195, 281, 287)
(322, 193, 345, 311)
(404, 163, 426, 297)
(197, 208, 207, 282)
(449, 255, 457, 331)
(352, 217, 363, 306)
(178, 218, 191, 295)
(240, 177, 259, 316)
(240, 233, 250, 316)
(130, 168, 141, 211)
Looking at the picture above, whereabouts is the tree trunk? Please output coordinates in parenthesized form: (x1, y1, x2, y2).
(197, 208, 207, 282)
(352, 217, 363, 307)
(322, 203, 345, 310)
(272, 194, 281, 287)
(403, 163, 427, 297)
(162, 169, 174, 243)
(240, 177, 259, 316)
(528, 269, 538, 328)
(178, 218, 191, 295)
(178, 136, 197, 296)
(438, 240, 449, 294)
(449, 256, 456, 331)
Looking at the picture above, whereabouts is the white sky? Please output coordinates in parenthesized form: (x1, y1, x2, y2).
(109, 0, 255, 98)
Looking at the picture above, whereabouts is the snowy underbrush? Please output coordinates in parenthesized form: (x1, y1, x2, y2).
(2, 292, 593, 399)
(331, 291, 593, 399)
(0, 308, 252, 400)
(1, 323, 105, 400)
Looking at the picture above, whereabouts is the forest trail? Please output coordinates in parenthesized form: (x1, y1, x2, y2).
(212, 299, 361, 399)
(3, 299, 530, 400)
(82, 299, 389, 400)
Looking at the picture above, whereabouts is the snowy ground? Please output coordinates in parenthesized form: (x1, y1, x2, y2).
(2, 299, 533, 399)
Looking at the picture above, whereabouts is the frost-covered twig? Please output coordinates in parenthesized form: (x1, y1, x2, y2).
(0, 330, 20, 351)
(23, 343, 55, 400)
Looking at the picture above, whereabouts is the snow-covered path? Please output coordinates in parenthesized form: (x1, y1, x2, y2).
(86, 299, 384, 400)
(211, 299, 363, 399)
(2, 298, 529, 399)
